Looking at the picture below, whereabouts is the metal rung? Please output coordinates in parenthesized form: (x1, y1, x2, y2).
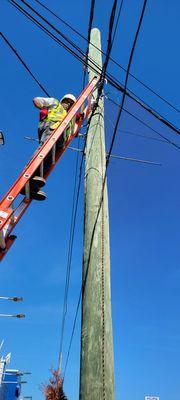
(0, 213, 16, 250)
(52, 144, 56, 165)
(40, 161, 44, 177)
(0, 231, 6, 250)
(25, 182, 30, 199)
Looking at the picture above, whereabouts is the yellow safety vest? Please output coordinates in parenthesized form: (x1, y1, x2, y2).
(44, 101, 67, 123)
(41, 100, 73, 137)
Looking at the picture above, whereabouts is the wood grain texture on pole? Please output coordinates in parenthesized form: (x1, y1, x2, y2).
(79, 28, 114, 400)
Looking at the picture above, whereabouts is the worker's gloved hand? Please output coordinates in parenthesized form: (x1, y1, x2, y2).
(76, 112, 84, 123)
(40, 108, 48, 121)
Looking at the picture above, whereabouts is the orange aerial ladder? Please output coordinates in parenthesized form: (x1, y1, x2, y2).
(0, 76, 99, 261)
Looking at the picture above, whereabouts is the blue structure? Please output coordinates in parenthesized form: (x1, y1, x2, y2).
(0, 359, 21, 400)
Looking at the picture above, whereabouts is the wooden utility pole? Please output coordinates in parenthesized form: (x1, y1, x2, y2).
(79, 28, 114, 400)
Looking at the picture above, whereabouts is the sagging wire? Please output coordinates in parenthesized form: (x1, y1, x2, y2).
(0, 32, 50, 96)
(62, 0, 149, 377)
(7, 0, 180, 135)
(107, 96, 180, 150)
(83, 0, 96, 89)
(33, 0, 179, 113)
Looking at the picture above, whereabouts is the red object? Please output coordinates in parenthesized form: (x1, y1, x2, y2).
(40, 108, 48, 121)
(76, 112, 84, 122)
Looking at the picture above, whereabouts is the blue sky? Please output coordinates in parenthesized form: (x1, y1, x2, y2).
(0, 1, 180, 399)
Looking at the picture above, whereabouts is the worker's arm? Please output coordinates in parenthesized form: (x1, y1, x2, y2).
(33, 97, 58, 109)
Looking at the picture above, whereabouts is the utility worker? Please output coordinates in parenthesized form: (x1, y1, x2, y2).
(23, 94, 77, 201)
(33, 94, 77, 146)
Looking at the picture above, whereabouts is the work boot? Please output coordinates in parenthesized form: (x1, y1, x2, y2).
(31, 176, 46, 189)
(20, 176, 46, 196)
(30, 190, 46, 201)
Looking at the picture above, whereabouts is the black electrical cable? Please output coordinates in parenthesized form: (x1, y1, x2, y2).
(33, 0, 179, 113)
(1, 16, 83, 372)
(8, 0, 89, 69)
(63, 285, 82, 378)
(18, 0, 86, 57)
(58, 0, 95, 368)
(8, 0, 180, 135)
(107, 96, 180, 150)
(8, 0, 112, 92)
(0, 32, 50, 96)
(1, 26, 84, 374)
(60, 0, 177, 370)
(3, 0, 179, 376)
(111, 0, 124, 46)
(58, 0, 96, 365)
(120, 86, 180, 135)
(2, 4, 85, 373)
(107, 0, 148, 165)
(63, 4, 148, 375)
(58, 137, 84, 372)
(2, 0, 161, 378)
(106, 114, 168, 143)
(94, 0, 119, 105)
(120, 130, 167, 143)
(62, 0, 111, 369)
(101, 0, 118, 78)
(59, 1, 96, 368)
(83, 0, 96, 88)
(63, 115, 102, 378)
(59, 2, 97, 367)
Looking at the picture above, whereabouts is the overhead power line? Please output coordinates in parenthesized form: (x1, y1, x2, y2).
(107, 96, 180, 150)
(18, 0, 86, 57)
(83, 0, 96, 88)
(58, 137, 83, 372)
(3, 2, 180, 151)
(62, 0, 121, 364)
(8, 0, 87, 64)
(64, 4, 149, 375)
(62, 0, 122, 373)
(111, 0, 124, 46)
(59, 0, 97, 369)
(1, 0, 172, 378)
(95, 0, 119, 102)
(3, 0, 179, 378)
(33, 0, 179, 113)
(118, 130, 167, 143)
(2, 6, 84, 373)
(100, 0, 118, 80)
(19, 0, 180, 135)
(7, 0, 180, 135)
(63, 286, 82, 378)
(106, 114, 168, 143)
(64, 1, 145, 375)
(106, 0, 148, 166)
(0, 32, 50, 96)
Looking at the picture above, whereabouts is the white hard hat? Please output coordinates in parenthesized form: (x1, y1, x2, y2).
(61, 94, 76, 103)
